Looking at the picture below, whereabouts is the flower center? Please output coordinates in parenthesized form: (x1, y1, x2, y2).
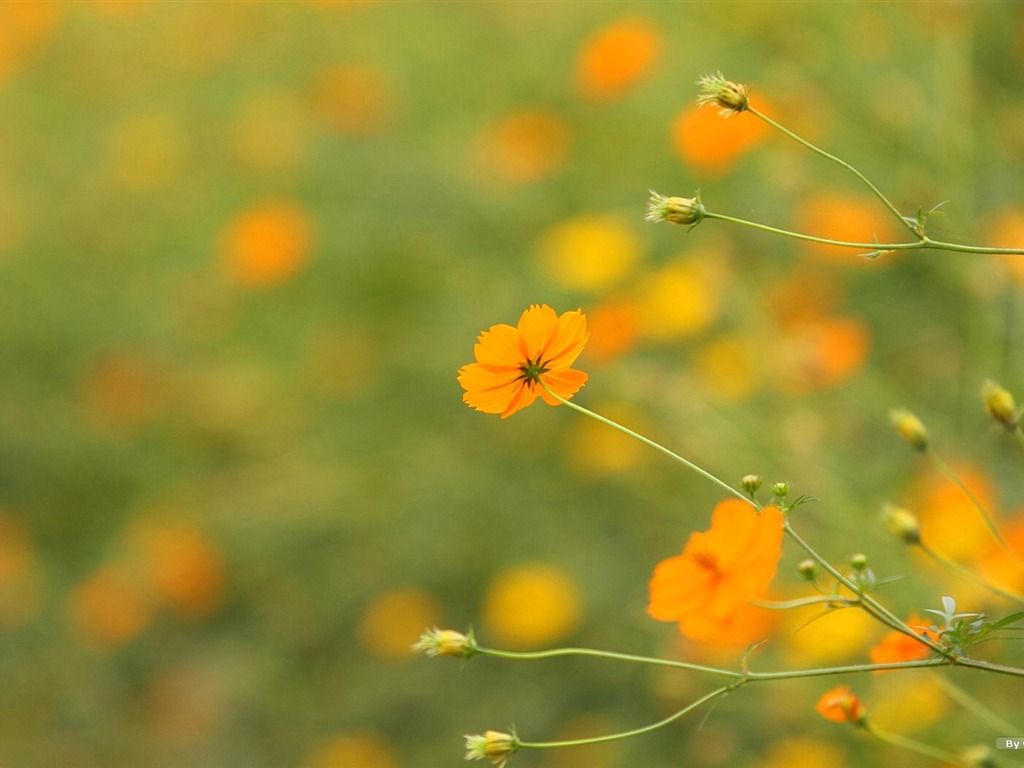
(519, 358, 548, 384)
(691, 549, 720, 574)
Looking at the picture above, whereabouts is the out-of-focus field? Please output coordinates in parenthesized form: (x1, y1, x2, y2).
(1, 2, 1023, 767)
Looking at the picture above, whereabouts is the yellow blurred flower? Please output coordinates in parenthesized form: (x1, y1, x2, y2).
(567, 402, 648, 476)
(220, 200, 315, 288)
(358, 587, 440, 659)
(870, 676, 948, 733)
(301, 731, 398, 768)
(536, 215, 642, 291)
(761, 737, 845, 768)
(635, 257, 721, 340)
(483, 563, 581, 649)
(694, 335, 761, 402)
(575, 17, 662, 102)
(782, 606, 876, 664)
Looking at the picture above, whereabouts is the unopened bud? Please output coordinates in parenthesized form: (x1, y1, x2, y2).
(696, 71, 749, 115)
(981, 380, 1019, 430)
(465, 730, 518, 766)
(881, 504, 921, 545)
(771, 482, 790, 498)
(797, 559, 820, 580)
(889, 408, 929, 452)
(413, 627, 477, 658)
(645, 190, 705, 227)
(849, 553, 869, 571)
(741, 474, 762, 495)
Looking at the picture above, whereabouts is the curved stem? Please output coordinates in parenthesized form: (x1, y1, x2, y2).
(701, 210, 1024, 256)
(542, 386, 755, 509)
(782, 522, 950, 655)
(750, 595, 858, 610)
(702, 209, 918, 251)
(746, 104, 919, 237)
(517, 685, 732, 751)
(932, 672, 1022, 734)
(476, 645, 743, 679)
(863, 719, 969, 766)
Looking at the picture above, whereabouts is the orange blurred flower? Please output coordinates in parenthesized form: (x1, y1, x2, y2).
(311, 64, 394, 136)
(575, 17, 661, 101)
(775, 316, 870, 393)
(134, 521, 226, 620)
(983, 206, 1024, 284)
(647, 500, 783, 642)
(458, 305, 589, 419)
(474, 109, 572, 183)
(816, 685, 867, 724)
(671, 96, 771, 175)
(794, 193, 899, 263)
(68, 565, 153, 649)
(220, 200, 314, 288)
(869, 615, 938, 667)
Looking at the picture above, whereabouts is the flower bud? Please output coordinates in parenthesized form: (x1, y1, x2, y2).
(645, 190, 705, 227)
(771, 481, 790, 498)
(889, 408, 929, 452)
(412, 627, 477, 658)
(797, 559, 820, 580)
(981, 380, 1019, 429)
(741, 474, 762, 495)
(696, 71, 749, 115)
(849, 553, 869, 571)
(881, 504, 921, 545)
(465, 730, 518, 766)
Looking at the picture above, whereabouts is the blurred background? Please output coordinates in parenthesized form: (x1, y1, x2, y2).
(1, 1, 1024, 766)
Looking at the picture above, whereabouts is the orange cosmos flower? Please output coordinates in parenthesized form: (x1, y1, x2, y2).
(458, 305, 589, 419)
(816, 685, 867, 724)
(869, 615, 938, 666)
(647, 500, 783, 642)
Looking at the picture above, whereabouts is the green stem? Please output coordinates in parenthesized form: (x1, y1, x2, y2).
(782, 522, 950, 655)
(750, 595, 858, 610)
(863, 719, 969, 767)
(702, 209, 1024, 256)
(932, 672, 1022, 734)
(542, 386, 754, 509)
(476, 645, 743, 679)
(917, 539, 1024, 604)
(517, 685, 732, 751)
(746, 104, 919, 237)
(926, 447, 1024, 571)
(702, 209, 916, 251)
(478, 643, 950, 681)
